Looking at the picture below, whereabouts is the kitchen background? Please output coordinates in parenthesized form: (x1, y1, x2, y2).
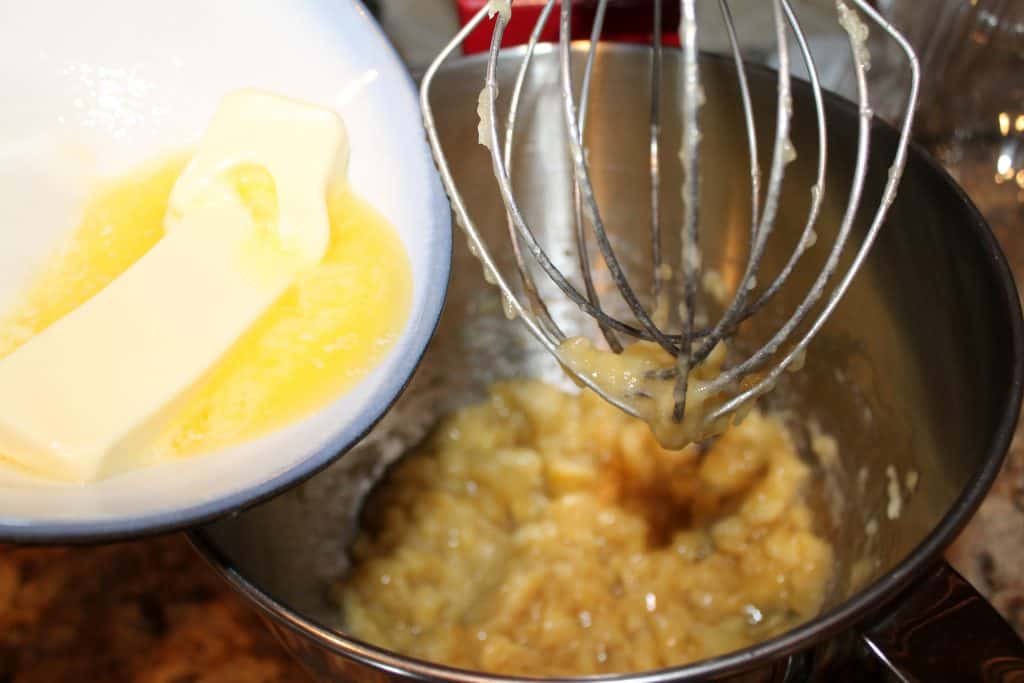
(1, 1, 1022, 681)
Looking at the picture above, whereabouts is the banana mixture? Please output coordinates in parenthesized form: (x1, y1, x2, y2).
(338, 380, 834, 677)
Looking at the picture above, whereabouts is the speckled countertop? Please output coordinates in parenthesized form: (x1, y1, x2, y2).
(0, 537, 307, 683)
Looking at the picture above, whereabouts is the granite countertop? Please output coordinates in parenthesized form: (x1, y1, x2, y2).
(0, 537, 306, 683)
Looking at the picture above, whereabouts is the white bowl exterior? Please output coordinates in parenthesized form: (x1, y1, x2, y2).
(0, 0, 450, 537)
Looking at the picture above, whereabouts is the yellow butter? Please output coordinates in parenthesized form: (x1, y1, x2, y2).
(0, 90, 347, 482)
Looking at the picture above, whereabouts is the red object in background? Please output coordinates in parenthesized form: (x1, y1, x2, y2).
(455, 1, 680, 54)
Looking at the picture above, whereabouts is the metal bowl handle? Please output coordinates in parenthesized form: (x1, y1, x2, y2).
(860, 561, 1024, 681)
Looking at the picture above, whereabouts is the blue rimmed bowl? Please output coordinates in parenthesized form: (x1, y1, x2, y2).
(0, 0, 450, 542)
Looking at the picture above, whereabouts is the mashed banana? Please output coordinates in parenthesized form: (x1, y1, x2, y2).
(338, 381, 834, 677)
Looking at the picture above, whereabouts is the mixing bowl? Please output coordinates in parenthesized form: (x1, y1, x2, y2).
(0, 0, 450, 541)
(191, 45, 1024, 681)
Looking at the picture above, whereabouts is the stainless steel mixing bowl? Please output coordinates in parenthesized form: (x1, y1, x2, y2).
(191, 45, 1024, 681)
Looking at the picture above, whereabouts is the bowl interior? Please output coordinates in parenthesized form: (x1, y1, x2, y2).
(195, 45, 1021, 678)
(0, 0, 450, 540)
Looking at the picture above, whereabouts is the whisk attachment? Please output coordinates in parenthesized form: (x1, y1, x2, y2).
(421, 0, 920, 447)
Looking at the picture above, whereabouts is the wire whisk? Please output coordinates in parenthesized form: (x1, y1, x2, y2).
(420, 0, 920, 447)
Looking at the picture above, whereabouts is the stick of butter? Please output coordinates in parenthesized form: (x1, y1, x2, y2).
(0, 89, 347, 482)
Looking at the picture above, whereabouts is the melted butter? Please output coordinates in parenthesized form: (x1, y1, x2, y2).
(226, 163, 283, 242)
(0, 154, 412, 462)
(558, 337, 740, 449)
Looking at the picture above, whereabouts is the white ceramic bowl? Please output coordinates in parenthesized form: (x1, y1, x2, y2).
(0, 0, 451, 541)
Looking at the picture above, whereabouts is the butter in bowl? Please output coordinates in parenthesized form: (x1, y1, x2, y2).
(0, 0, 450, 541)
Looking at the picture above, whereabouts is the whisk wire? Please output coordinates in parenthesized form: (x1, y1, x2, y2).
(732, 0, 829, 326)
(503, 0, 564, 344)
(573, 0, 624, 352)
(559, 2, 680, 356)
(689, 0, 791, 367)
(420, 0, 920, 437)
(706, 0, 921, 422)
(485, 11, 649, 342)
(649, 0, 665, 308)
